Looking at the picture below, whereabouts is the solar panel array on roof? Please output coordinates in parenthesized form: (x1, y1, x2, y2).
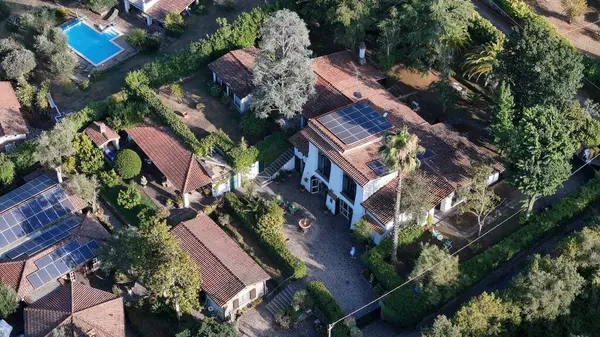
(317, 101, 393, 145)
(27, 239, 100, 289)
(0, 176, 55, 213)
(4, 217, 80, 260)
(0, 187, 74, 250)
(417, 149, 436, 161)
(367, 160, 389, 176)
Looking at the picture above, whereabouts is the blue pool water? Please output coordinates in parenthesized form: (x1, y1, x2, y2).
(62, 20, 123, 66)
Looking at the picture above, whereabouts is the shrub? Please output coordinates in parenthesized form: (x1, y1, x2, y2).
(36, 81, 50, 111)
(352, 218, 374, 244)
(256, 133, 291, 167)
(100, 169, 119, 188)
(15, 81, 35, 109)
(275, 311, 292, 328)
(90, 69, 107, 82)
(72, 133, 105, 175)
(106, 101, 149, 131)
(0, 153, 15, 189)
(6, 140, 37, 175)
(0, 281, 18, 318)
(88, 0, 117, 13)
(170, 83, 184, 101)
(220, 92, 231, 105)
(117, 185, 141, 209)
(398, 223, 424, 247)
(219, 0, 236, 12)
(79, 79, 90, 91)
(56, 7, 70, 20)
(127, 28, 148, 48)
(306, 281, 350, 337)
(209, 84, 223, 97)
(240, 113, 267, 137)
(164, 11, 186, 36)
(144, 33, 161, 52)
(62, 80, 76, 95)
(0, 0, 10, 21)
(114, 149, 142, 179)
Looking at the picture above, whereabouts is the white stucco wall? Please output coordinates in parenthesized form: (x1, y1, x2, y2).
(220, 281, 267, 320)
(0, 134, 26, 147)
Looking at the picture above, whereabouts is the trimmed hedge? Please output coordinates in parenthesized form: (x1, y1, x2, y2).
(469, 12, 505, 46)
(224, 192, 307, 278)
(366, 172, 600, 327)
(306, 281, 350, 337)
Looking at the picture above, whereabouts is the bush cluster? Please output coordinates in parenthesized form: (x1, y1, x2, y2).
(114, 149, 142, 179)
(468, 12, 504, 46)
(306, 281, 350, 337)
(224, 192, 307, 278)
(164, 12, 186, 36)
(256, 133, 292, 167)
(117, 185, 141, 209)
(127, 29, 161, 52)
(374, 172, 600, 327)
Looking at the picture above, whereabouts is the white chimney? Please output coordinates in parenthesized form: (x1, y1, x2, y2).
(358, 42, 366, 66)
(99, 122, 106, 135)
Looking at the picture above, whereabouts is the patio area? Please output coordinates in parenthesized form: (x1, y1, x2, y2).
(256, 174, 377, 315)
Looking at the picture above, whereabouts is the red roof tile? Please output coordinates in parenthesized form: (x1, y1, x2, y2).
(84, 121, 119, 148)
(364, 215, 385, 235)
(127, 123, 211, 194)
(0, 260, 25, 292)
(208, 48, 259, 98)
(145, 0, 196, 21)
(0, 81, 28, 138)
(171, 214, 270, 306)
(24, 282, 125, 337)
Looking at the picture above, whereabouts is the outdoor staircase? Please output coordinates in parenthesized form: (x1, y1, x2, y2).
(265, 285, 295, 316)
(255, 148, 295, 188)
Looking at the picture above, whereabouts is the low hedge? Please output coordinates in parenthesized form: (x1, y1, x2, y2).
(306, 281, 350, 337)
(367, 172, 600, 326)
(224, 192, 307, 278)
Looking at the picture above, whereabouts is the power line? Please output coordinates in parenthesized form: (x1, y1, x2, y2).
(327, 159, 595, 336)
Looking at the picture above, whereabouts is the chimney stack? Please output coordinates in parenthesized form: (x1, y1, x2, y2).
(358, 42, 366, 66)
(99, 122, 106, 135)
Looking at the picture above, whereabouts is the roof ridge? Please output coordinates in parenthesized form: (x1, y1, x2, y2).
(181, 153, 195, 194)
(25, 307, 71, 315)
(72, 313, 120, 337)
(181, 220, 247, 287)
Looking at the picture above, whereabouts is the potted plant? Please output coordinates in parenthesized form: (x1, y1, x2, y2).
(140, 176, 147, 188)
(165, 198, 173, 207)
(175, 197, 184, 208)
(300, 177, 308, 192)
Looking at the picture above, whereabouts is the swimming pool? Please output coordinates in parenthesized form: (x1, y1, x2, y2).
(62, 19, 124, 66)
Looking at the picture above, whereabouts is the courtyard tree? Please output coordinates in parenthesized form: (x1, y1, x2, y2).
(503, 105, 576, 217)
(422, 315, 461, 337)
(410, 243, 460, 306)
(67, 174, 98, 212)
(71, 133, 105, 175)
(452, 292, 521, 337)
(251, 9, 315, 123)
(491, 82, 515, 152)
(561, 0, 587, 23)
(509, 255, 584, 321)
(401, 171, 435, 226)
(0, 281, 18, 319)
(35, 118, 77, 183)
(0, 153, 15, 191)
(497, 19, 584, 109)
(456, 164, 501, 236)
(330, 0, 377, 50)
(0, 48, 36, 80)
(381, 0, 473, 72)
(379, 127, 424, 264)
(114, 149, 142, 179)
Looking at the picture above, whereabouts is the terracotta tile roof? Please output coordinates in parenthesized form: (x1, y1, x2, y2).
(2, 215, 110, 300)
(171, 214, 270, 306)
(84, 121, 119, 148)
(289, 132, 309, 157)
(0, 81, 28, 138)
(24, 282, 125, 337)
(362, 169, 454, 225)
(364, 215, 385, 234)
(145, 0, 196, 21)
(207, 48, 259, 98)
(127, 123, 211, 194)
(303, 75, 352, 120)
(0, 260, 25, 291)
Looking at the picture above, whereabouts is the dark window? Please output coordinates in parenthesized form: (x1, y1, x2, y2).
(317, 152, 331, 181)
(342, 174, 357, 202)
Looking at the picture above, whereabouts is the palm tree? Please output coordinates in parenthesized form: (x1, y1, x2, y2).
(379, 127, 424, 264)
(461, 39, 503, 86)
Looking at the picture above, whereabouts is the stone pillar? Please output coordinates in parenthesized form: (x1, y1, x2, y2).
(124, 0, 131, 13)
(183, 193, 190, 208)
(112, 139, 120, 150)
(146, 16, 153, 26)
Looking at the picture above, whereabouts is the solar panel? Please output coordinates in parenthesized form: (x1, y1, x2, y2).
(5, 217, 80, 260)
(27, 239, 100, 289)
(0, 186, 74, 250)
(367, 160, 389, 176)
(318, 101, 393, 145)
(417, 149, 436, 161)
(0, 176, 55, 213)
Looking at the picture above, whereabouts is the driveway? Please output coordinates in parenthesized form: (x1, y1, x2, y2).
(256, 175, 377, 315)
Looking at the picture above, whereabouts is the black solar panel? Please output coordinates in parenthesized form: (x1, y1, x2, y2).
(0, 186, 74, 250)
(4, 217, 80, 260)
(417, 149, 436, 161)
(0, 176, 55, 213)
(367, 160, 389, 176)
(317, 101, 393, 145)
(27, 239, 100, 289)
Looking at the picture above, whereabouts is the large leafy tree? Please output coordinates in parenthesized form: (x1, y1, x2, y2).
(491, 82, 515, 152)
(564, 99, 600, 149)
(379, 127, 423, 264)
(379, 0, 473, 72)
(497, 19, 584, 109)
(71, 134, 105, 175)
(423, 315, 461, 337)
(67, 174, 98, 212)
(251, 9, 315, 123)
(330, 0, 377, 50)
(461, 38, 503, 85)
(453, 292, 521, 337)
(410, 243, 459, 306)
(0, 281, 18, 319)
(100, 222, 201, 314)
(35, 118, 76, 183)
(502, 105, 576, 217)
(558, 226, 600, 269)
(0, 153, 15, 190)
(0, 48, 36, 80)
(175, 319, 237, 337)
(401, 171, 435, 225)
(456, 164, 501, 236)
(510, 255, 584, 321)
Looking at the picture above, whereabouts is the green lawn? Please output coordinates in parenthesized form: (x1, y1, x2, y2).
(100, 181, 157, 226)
(256, 132, 292, 167)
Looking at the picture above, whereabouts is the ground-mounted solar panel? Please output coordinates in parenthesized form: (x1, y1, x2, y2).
(27, 239, 101, 289)
(4, 217, 80, 260)
(0, 175, 55, 214)
(0, 186, 75, 250)
(318, 101, 393, 145)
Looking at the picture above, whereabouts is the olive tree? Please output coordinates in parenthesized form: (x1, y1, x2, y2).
(0, 48, 36, 80)
(67, 174, 98, 212)
(251, 9, 315, 123)
(410, 243, 460, 306)
(35, 118, 77, 183)
(456, 164, 501, 236)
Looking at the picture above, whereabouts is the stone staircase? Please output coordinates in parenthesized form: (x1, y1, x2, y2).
(265, 285, 295, 316)
(255, 148, 295, 187)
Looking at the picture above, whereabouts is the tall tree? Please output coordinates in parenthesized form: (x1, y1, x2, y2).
(510, 255, 584, 321)
(401, 171, 435, 225)
(0, 281, 17, 319)
(377, 7, 403, 70)
(383, 0, 473, 72)
(410, 243, 460, 306)
(251, 9, 315, 123)
(452, 292, 521, 337)
(503, 105, 576, 217)
(564, 99, 600, 149)
(497, 19, 584, 109)
(35, 118, 76, 183)
(330, 0, 377, 50)
(456, 164, 501, 236)
(67, 174, 98, 212)
(379, 127, 423, 263)
(558, 226, 600, 269)
(423, 315, 461, 337)
(561, 0, 587, 23)
(461, 39, 503, 85)
(491, 82, 515, 152)
(0, 153, 15, 190)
